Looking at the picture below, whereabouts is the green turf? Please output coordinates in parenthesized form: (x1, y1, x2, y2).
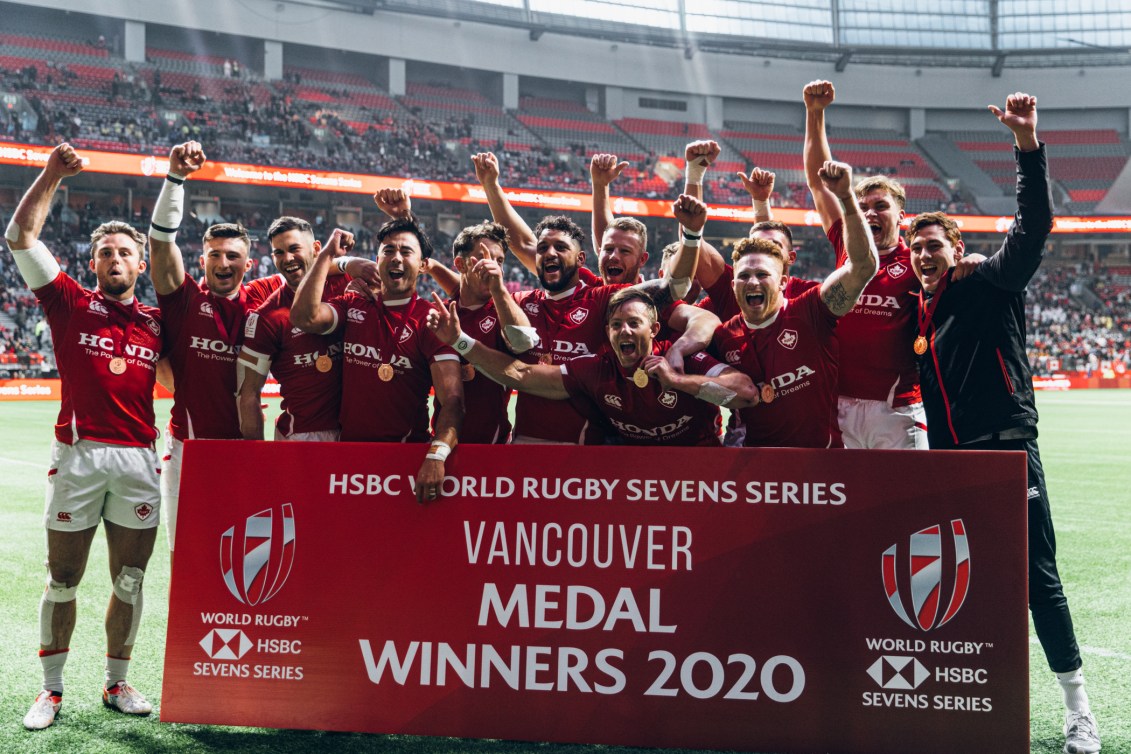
(0, 393, 1127, 753)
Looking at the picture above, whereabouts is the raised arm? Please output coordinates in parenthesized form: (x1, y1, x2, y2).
(472, 152, 538, 274)
(663, 303, 721, 372)
(683, 140, 720, 202)
(427, 295, 567, 399)
(417, 358, 464, 503)
(6, 143, 82, 257)
(590, 153, 629, 250)
(802, 80, 843, 232)
(737, 167, 776, 223)
(470, 255, 537, 353)
(148, 141, 205, 296)
(291, 229, 353, 333)
(237, 367, 267, 440)
(818, 161, 878, 316)
(644, 357, 761, 410)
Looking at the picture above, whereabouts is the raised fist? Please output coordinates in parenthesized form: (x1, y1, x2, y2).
(169, 141, 205, 176)
(590, 153, 629, 188)
(374, 188, 411, 219)
(684, 140, 720, 169)
(46, 143, 83, 179)
(673, 194, 709, 234)
(803, 80, 835, 111)
(471, 152, 500, 186)
(817, 160, 854, 200)
(737, 167, 775, 202)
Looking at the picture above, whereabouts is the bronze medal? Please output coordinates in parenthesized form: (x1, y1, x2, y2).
(760, 383, 775, 404)
(378, 363, 395, 382)
(461, 363, 476, 382)
(108, 357, 127, 375)
(315, 355, 333, 373)
(913, 335, 928, 356)
(632, 368, 649, 388)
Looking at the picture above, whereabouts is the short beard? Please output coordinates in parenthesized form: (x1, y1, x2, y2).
(99, 278, 131, 297)
(538, 260, 578, 293)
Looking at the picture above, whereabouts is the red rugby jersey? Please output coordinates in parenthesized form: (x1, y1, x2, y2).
(452, 299, 512, 444)
(698, 262, 818, 320)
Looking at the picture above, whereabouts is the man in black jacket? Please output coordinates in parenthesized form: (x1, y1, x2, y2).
(908, 92, 1100, 754)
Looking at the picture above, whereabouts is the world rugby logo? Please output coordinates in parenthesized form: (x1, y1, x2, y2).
(220, 504, 296, 606)
(882, 519, 970, 631)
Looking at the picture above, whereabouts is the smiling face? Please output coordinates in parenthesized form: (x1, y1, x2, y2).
(536, 228, 584, 293)
(378, 230, 423, 298)
(733, 252, 787, 325)
(270, 229, 318, 289)
(454, 237, 505, 302)
(599, 227, 647, 285)
(858, 188, 905, 252)
(200, 236, 252, 297)
(909, 224, 964, 294)
(89, 232, 146, 299)
(606, 299, 660, 369)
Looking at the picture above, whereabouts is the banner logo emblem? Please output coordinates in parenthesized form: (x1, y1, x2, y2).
(220, 504, 296, 606)
(200, 628, 253, 660)
(882, 519, 970, 631)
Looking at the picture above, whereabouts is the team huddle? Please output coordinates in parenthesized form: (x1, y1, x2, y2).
(3, 83, 1103, 753)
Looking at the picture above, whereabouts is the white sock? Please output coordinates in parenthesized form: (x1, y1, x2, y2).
(1056, 669, 1091, 715)
(39, 649, 68, 694)
(105, 655, 130, 689)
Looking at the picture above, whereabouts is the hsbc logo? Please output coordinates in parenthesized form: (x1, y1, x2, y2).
(604, 394, 622, 408)
(479, 316, 497, 334)
(867, 656, 929, 690)
(88, 300, 109, 316)
(882, 519, 970, 631)
(244, 312, 259, 338)
(887, 261, 908, 279)
(347, 308, 366, 323)
(220, 504, 296, 606)
(778, 329, 798, 350)
(725, 349, 741, 364)
(568, 308, 588, 325)
(200, 628, 252, 660)
(658, 390, 677, 408)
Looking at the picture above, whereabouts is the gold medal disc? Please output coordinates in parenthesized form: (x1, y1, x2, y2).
(913, 336, 928, 356)
(315, 355, 333, 373)
(378, 363, 395, 382)
(632, 369, 649, 388)
(760, 383, 776, 404)
(108, 357, 127, 375)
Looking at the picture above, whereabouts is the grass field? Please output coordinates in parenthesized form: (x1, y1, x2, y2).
(0, 392, 1128, 754)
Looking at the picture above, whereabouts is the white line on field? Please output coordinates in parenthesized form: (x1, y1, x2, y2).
(1030, 636, 1131, 662)
(0, 455, 46, 469)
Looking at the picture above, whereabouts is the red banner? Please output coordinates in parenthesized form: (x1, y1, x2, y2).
(1, 140, 1127, 233)
(162, 442, 1028, 753)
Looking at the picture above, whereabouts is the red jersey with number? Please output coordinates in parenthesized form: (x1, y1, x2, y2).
(326, 292, 459, 442)
(241, 277, 349, 436)
(452, 299, 512, 443)
(828, 219, 921, 406)
(712, 285, 842, 448)
(34, 272, 165, 446)
(158, 274, 281, 440)
(511, 281, 626, 443)
(561, 347, 724, 446)
(698, 262, 818, 320)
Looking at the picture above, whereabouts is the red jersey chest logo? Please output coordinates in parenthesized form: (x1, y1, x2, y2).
(479, 315, 497, 334)
(658, 390, 678, 408)
(144, 317, 161, 336)
(399, 323, 414, 343)
(725, 348, 741, 364)
(568, 308, 588, 325)
(887, 261, 908, 279)
(524, 302, 539, 316)
(778, 329, 799, 350)
(88, 300, 109, 317)
(200, 301, 214, 317)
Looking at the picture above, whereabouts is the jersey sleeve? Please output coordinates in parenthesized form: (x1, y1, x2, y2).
(827, 218, 848, 267)
(579, 267, 601, 286)
(685, 349, 725, 377)
(155, 274, 200, 346)
(244, 274, 283, 308)
(241, 305, 282, 361)
(559, 355, 599, 401)
(699, 263, 738, 320)
(33, 271, 81, 332)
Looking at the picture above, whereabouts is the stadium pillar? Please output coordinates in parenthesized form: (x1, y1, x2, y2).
(705, 95, 723, 131)
(502, 73, 519, 111)
(123, 20, 145, 64)
(909, 107, 925, 140)
(388, 58, 406, 97)
(605, 86, 624, 121)
(263, 40, 283, 81)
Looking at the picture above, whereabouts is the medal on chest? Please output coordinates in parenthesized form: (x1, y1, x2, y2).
(378, 363, 395, 382)
(108, 357, 127, 375)
(632, 368, 649, 388)
(315, 354, 333, 373)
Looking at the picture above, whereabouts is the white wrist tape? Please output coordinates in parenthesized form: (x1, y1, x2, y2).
(669, 276, 692, 300)
(503, 324, 540, 354)
(698, 381, 737, 407)
(149, 173, 185, 243)
(453, 332, 477, 356)
(335, 255, 361, 273)
(12, 241, 61, 289)
(681, 237, 701, 249)
(752, 199, 770, 216)
(425, 439, 451, 462)
(686, 160, 708, 185)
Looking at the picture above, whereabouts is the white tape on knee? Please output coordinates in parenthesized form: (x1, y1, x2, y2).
(112, 566, 144, 606)
(40, 578, 78, 646)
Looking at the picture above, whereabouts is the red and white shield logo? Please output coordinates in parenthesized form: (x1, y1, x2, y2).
(887, 261, 908, 279)
(479, 316, 497, 334)
(658, 390, 677, 408)
(568, 308, 588, 325)
(399, 324, 414, 343)
(882, 519, 970, 631)
(134, 503, 153, 521)
(778, 329, 799, 350)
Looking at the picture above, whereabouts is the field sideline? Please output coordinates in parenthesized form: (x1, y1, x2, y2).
(0, 392, 1127, 754)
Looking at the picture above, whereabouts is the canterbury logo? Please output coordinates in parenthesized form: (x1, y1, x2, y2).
(347, 308, 366, 323)
(882, 519, 970, 632)
(220, 504, 296, 606)
(88, 300, 109, 316)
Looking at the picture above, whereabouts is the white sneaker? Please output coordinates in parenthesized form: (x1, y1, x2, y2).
(1064, 711, 1101, 754)
(23, 690, 62, 730)
(102, 682, 152, 715)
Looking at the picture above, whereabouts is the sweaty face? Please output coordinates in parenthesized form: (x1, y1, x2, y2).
(456, 238, 505, 301)
(378, 231, 423, 298)
(270, 229, 317, 289)
(857, 189, 905, 251)
(201, 237, 252, 297)
(536, 229, 583, 293)
(909, 224, 963, 294)
(749, 228, 796, 266)
(733, 253, 786, 325)
(599, 228, 647, 285)
(89, 232, 146, 299)
(605, 300, 660, 369)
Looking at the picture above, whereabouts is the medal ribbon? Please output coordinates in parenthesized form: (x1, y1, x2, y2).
(916, 272, 950, 346)
(104, 296, 139, 361)
(209, 288, 248, 347)
(380, 293, 414, 361)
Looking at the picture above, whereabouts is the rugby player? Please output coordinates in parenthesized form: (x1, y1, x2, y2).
(908, 92, 1101, 754)
(428, 286, 757, 445)
(6, 144, 161, 728)
(711, 160, 878, 448)
(290, 221, 464, 503)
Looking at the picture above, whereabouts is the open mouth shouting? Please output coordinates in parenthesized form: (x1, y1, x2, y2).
(603, 262, 625, 284)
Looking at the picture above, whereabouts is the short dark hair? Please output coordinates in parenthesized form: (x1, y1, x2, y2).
(907, 211, 962, 247)
(732, 237, 790, 276)
(377, 217, 435, 259)
(749, 220, 793, 248)
(452, 221, 510, 258)
(606, 287, 658, 325)
(533, 215, 585, 251)
(90, 221, 146, 258)
(203, 222, 251, 251)
(267, 216, 313, 241)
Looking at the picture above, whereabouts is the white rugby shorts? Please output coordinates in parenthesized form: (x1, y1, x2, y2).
(45, 439, 161, 531)
(838, 396, 928, 450)
(274, 426, 341, 442)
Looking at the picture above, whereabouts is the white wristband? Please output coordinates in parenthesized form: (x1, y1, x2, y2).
(425, 440, 451, 462)
(335, 255, 362, 273)
(453, 332, 477, 355)
(149, 173, 185, 242)
(681, 237, 701, 249)
(752, 199, 770, 217)
(686, 160, 708, 185)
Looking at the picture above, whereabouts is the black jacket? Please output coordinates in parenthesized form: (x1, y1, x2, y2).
(917, 145, 1053, 449)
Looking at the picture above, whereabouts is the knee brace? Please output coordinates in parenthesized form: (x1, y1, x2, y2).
(113, 566, 145, 646)
(39, 576, 78, 647)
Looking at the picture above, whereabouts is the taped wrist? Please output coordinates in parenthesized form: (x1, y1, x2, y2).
(686, 160, 708, 185)
(426, 439, 452, 462)
(752, 198, 770, 216)
(669, 276, 692, 300)
(12, 241, 61, 289)
(149, 173, 185, 243)
(503, 324, 540, 353)
(335, 255, 361, 274)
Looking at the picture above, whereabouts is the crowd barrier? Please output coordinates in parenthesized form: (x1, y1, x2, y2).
(161, 441, 1029, 753)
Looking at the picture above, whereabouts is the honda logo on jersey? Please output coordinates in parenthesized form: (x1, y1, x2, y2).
(479, 316, 497, 334)
(220, 504, 296, 606)
(882, 519, 970, 631)
(778, 329, 799, 349)
(568, 308, 588, 325)
(887, 261, 908, 279)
